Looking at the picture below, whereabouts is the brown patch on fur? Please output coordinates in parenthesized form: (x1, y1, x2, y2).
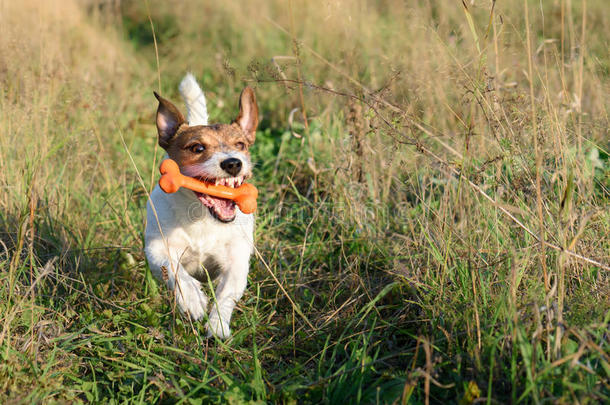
(165, 123, 251, 173)
(233, 87, 259, 144)
(154, 92, 186, 149)
(154, 87, 259, 177)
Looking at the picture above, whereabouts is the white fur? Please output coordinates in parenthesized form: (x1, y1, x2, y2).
(179, 73, 209, 126)
(145, 75, 254, 339)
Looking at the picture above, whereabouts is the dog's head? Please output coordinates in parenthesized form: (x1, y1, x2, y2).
(154, 87, 258, 223)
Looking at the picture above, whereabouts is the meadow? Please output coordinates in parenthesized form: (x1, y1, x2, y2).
(0, 0, 608, 403)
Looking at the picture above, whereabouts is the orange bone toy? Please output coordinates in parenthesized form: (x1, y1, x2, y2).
(159, 159, 258, 214)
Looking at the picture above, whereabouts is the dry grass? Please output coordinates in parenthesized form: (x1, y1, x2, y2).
(0, 0, 608, 403)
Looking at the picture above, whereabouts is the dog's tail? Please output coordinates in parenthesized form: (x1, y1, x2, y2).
(179, 73, 208, 126)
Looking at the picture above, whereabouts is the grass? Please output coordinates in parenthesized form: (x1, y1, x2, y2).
(0, 0, 609, 403)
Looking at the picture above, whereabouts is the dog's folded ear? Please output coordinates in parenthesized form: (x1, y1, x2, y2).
(234, 87, 258, 145)
(154, 91, 186, 149)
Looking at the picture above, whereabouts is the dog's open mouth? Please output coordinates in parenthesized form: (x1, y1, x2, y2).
(194, 176, 245, 222)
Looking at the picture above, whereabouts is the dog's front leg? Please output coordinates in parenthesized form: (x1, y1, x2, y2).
(206, 247, 250, 339)
(146, 241, 208, 321)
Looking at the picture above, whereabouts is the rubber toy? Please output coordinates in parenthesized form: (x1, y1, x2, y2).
(159, 159, 258, 214)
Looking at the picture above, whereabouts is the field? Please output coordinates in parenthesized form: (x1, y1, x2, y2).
(0, 0, 609, 403)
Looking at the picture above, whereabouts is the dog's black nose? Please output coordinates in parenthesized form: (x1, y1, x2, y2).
(220, 158, 242, 176)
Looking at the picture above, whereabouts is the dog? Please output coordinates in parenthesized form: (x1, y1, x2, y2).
(145, 74, 258, 339)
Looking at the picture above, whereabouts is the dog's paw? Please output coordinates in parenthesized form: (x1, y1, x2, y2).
(175, 278, 208, 322)
(206, 316, 231, 339)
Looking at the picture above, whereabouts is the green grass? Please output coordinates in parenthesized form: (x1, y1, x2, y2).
(1, 0, 609, 403)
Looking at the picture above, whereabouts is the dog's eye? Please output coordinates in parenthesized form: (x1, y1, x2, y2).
(189, 144, 205, 153)
(235, 142, 246, 150)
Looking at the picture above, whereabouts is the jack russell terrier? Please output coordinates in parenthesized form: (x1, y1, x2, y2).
(145, 74, 258, 339)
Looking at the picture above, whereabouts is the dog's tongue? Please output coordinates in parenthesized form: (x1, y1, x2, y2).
(196, 193, 236, 222)
(209, 196, 235, 218)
